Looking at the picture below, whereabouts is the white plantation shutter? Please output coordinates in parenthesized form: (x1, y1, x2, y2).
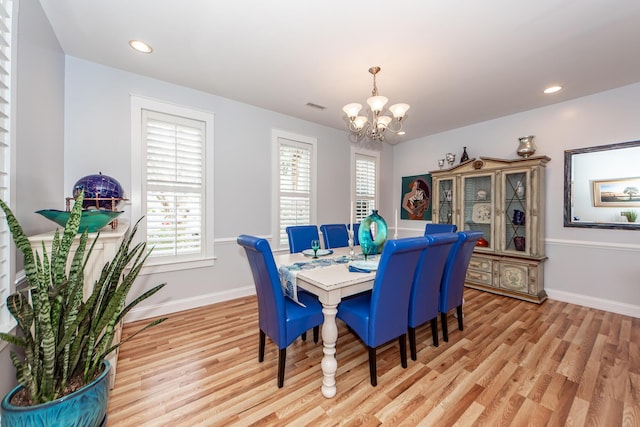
(278, 140, 312, 246)
(142, 110, 205, 259)
(355, 153, 377, 222)
(0, 0, 12, 333)
(273, 131, 317, 250)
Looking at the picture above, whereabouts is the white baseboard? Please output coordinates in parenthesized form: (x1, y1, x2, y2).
(124, 286, 256, 322)
(546, 288, 640, 318)
(125, 286, 640, 323)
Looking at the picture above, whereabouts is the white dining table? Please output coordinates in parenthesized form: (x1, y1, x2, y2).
(274, 247, 375, 398)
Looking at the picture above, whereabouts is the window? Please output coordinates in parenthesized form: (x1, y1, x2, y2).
(0, 0, 13, 335)
(131, 96, 214, 272)
(353, 151, 379, 222)
(272, 130, 317, 251)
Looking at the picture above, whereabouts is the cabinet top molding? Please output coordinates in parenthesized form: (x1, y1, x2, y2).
(431, 155, 551, 175)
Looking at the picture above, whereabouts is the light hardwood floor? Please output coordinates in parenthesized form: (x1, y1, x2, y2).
(106, 289, 640, 426)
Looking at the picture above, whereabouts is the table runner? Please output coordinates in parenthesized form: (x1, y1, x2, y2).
(278, 254, 374, 306)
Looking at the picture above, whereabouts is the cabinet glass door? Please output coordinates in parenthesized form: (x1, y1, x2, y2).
(436, 178, 454, 224)
(504, 171, 528, 253)
(462, 174, 493, 249)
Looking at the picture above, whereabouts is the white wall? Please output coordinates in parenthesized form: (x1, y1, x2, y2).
(15, 0, 65, 234)
(392, 83, 640, 317)
(0, 0, 66, 401)
(62, 57, 393, 320)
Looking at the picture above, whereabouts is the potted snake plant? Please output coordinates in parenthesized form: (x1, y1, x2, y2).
(0, 192, 166, 427)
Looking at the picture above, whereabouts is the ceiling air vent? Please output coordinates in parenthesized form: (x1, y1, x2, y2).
(305, 102, 326, 110)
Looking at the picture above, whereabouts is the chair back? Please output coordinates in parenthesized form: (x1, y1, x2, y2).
(368, 237, 431, 347)
(424, 223, 457, 235)
(439, 231, 483, 313)
(348, 223, 361, 245)
(237, 235, 287, 346)
(285, 225, 319, 253)
(320, 224, 349, 249)
(408, 233, 458, 328)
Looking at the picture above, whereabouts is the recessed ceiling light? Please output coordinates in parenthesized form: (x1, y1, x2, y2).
(129, 40, 153, 54)
(543, 85, 563, 94)
(398, 131, 406, 136)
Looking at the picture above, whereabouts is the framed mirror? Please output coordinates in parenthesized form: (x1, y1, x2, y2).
(564, 140, 640, 230)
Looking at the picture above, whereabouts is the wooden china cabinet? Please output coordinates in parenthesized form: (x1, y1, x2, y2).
(430, 156, 550, 303)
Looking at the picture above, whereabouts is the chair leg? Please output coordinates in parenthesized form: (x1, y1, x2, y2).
(277, 348, 286, 388)
(441, 312, 449, 342)
(259, 330, 266, 362)
(301, 331, 307, 341)
(408, 326, 417, 361)
(457, 305, 464, 331)
(368, 347, 377, 386)
(313, 325, 319, 343)
(399, 334, 407, 368)
(430, 318, 439, 347)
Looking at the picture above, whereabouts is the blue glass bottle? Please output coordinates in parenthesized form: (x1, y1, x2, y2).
(358, 210, 388, 254)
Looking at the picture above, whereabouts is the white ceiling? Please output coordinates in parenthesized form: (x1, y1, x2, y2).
(39, 0, 640, 144)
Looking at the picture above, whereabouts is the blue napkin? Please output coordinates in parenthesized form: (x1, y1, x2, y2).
(349, 265, 372, 273)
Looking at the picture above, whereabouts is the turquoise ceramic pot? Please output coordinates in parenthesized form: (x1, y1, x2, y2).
(1, 361, 110, 427)
(358, 210, 388, 254)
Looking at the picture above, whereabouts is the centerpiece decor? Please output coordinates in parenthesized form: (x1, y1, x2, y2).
(0, 191, 167, 427)
(358, 210, 388, 254)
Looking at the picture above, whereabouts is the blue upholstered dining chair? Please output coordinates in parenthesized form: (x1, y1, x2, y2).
(319, 223, 349, 249)
(408, 232, 458, 360)
(424, 223, 457, 235)
(237, 234, 324, 388)
(347, 223, 361, 245)
(286, 225, 320, 253)
(336, 237, 431, 386)
(439, 230, 483, 342)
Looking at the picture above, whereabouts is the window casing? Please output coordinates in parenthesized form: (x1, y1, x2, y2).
(131, 96, 214, 273)
(353, 151, 379, 222)
(0, 0, 13, 335)
(272, 130, 317, 251)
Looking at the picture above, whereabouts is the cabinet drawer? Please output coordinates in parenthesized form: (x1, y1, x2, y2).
(466, 269, 492, 285)
(469, 256, 492, 273)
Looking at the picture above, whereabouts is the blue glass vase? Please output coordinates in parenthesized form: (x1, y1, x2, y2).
(358, 209, 388, 254)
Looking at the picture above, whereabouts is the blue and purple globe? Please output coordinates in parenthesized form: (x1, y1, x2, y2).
(73, 173, 124, 210)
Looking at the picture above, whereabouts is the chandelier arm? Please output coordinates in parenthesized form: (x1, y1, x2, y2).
(386, 119, 404, 133)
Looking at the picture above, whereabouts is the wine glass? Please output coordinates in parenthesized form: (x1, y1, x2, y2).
(311, 239, 320, 258)
(361, 242, 371, 261)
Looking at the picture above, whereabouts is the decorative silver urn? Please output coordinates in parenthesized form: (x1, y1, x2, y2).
(517, 135, 536, 158)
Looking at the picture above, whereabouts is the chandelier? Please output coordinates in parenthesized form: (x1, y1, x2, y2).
(342, 66, 410, 142)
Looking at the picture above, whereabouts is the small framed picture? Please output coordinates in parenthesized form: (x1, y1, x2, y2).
(400, 174, 432, 220)
(592, 177, 640, 207)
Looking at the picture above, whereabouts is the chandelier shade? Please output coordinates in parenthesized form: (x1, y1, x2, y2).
(343, 66, 410, 142)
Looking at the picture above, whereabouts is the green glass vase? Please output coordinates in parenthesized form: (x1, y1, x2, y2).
(358, 209, 388, 254)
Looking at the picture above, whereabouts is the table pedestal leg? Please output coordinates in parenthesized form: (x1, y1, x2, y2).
(320, 303, 338, 398)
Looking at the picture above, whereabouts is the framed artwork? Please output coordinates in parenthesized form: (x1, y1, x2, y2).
(592, 177, 640, 207)
(401, 174, 432, 220)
